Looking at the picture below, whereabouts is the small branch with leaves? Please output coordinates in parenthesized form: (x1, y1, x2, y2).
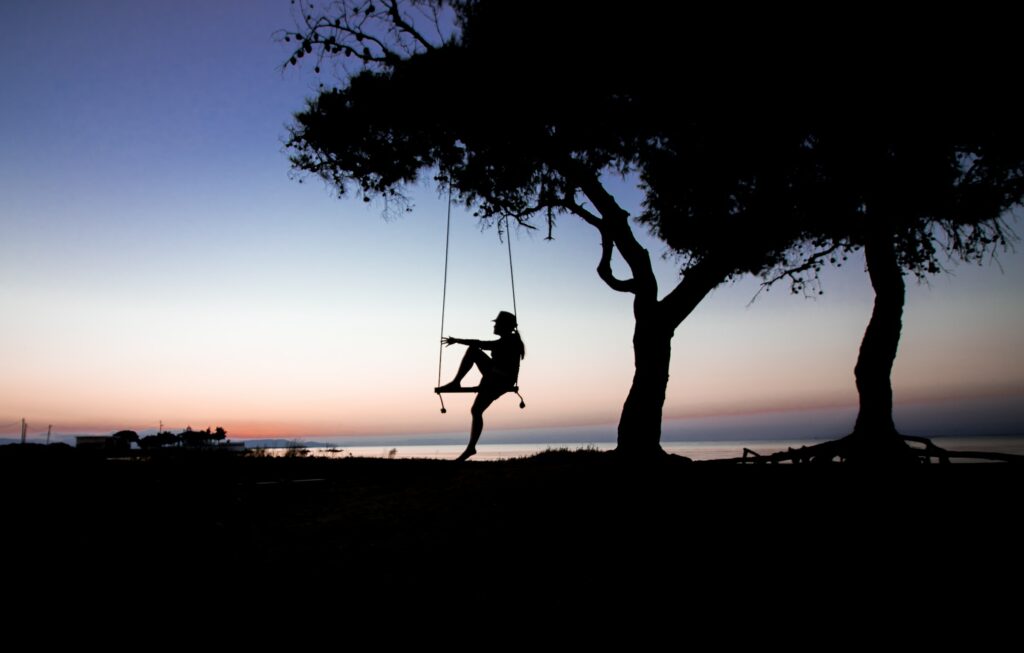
(278, 0, 447, 75)
(751, 242, 848, 305)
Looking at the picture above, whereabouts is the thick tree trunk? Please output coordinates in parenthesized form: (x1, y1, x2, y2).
(616, 316, 674, 457)
(613, 256, 729, 458)
(851, 226, 910, 460)
(566, 172, 731, 459)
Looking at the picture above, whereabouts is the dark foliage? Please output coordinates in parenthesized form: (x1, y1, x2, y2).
(111, 430, 139, 450)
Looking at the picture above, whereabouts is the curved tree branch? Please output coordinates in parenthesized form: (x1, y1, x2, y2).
(562, 198, 602, 228)
(597, 237, 637, 293)
(563, 198, 636, 293)
(562, 164, 657, 301)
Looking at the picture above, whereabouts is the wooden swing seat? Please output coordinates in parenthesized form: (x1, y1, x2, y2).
(434, 385, 519, 394)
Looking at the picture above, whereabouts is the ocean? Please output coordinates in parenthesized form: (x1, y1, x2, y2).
(260, 436, 1024, 462)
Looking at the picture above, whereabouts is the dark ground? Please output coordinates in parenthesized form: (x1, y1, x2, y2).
(2, 445, 1021, 618)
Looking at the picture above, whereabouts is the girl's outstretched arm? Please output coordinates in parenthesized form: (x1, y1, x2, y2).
(442, 337, 496, 350)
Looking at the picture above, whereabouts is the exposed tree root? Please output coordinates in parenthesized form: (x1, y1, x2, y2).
(708, 433, 1024, 465)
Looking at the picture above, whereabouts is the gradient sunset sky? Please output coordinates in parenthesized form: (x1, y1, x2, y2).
(2, 1, 1023, 441)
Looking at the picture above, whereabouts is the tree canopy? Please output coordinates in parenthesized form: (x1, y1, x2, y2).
(286, 2, 859, 292)
(792, 119, 1022, 453)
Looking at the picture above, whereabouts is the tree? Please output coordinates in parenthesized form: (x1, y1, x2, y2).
(180, 427, 217, 448)
(800, 121, 1020, 461)
(283, 1, 845, 456)
(745, 23, 1024, 461)
(111, 430, 139, 451)
(141, 430, 181, 448)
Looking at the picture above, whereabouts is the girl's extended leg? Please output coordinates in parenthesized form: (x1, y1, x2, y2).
(456, 390, 501, 461)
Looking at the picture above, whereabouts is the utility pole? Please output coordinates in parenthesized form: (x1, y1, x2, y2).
(46, 425, 52, 445)
(20, 418, 27, 445)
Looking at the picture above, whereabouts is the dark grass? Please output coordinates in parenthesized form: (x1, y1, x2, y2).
(2, 444, 1021, 611)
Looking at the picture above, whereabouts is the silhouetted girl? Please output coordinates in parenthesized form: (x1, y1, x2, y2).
(438, 311, 525, 461)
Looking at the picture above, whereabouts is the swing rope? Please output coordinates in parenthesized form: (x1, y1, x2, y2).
(504, 215, 527, 410)
(436, 181, 453, 414)
(505, 215, 518, 318)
